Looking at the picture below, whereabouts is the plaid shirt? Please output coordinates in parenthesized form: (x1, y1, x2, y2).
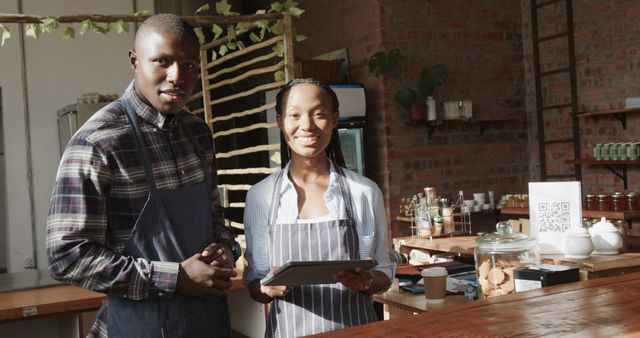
(46, 81, 234, 301)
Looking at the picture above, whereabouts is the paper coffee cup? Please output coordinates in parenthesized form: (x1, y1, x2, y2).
(421, 266, 448, 304)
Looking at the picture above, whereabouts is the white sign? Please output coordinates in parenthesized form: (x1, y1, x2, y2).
(529, 181, 582, 253)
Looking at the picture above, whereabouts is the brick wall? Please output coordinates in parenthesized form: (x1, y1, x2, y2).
(521, 0, 640, 195)
(295, 0, 528, 221)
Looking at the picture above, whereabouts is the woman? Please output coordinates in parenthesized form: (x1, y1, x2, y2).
(243, 78, 395, 337)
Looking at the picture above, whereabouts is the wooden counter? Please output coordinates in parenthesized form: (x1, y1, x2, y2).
(0, 269, 245, 322)
(394, 235, 478, 256)
(373, 292, 468, 316)
(311, 272, 640, 337)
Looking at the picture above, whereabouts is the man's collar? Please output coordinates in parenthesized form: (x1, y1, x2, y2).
(123, 81, 168, 129)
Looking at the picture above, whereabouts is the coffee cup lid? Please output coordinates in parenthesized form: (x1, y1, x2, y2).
(421, 266, 448, 277)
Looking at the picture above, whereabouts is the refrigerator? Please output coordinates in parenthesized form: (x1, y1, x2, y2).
(56, 102, 109, 156)
(265, 84, 367, 175)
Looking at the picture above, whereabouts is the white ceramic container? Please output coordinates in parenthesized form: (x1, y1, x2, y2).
(589, 217, 623, 255)
(562, 226, 593, 259)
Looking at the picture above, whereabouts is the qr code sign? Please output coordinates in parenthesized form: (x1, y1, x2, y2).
(537, 202, 571, 232)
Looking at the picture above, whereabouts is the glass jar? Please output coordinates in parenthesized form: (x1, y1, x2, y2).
(612, 193, 625, 212)
(597, 194, 611, 211)
(628, 192, 639, 210)
(474, 222, 539, 299)
(584, 194, 596, 211)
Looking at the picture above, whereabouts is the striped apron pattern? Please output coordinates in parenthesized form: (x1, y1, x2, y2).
(265, 165, 377, 338)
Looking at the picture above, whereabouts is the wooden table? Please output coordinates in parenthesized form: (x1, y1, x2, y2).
(541, 253, 640, 279)
(394, 235, 478, 256)
(311, 272, 640, 337)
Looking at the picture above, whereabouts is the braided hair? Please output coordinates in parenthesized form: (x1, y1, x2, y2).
(274, 78, 346, 168)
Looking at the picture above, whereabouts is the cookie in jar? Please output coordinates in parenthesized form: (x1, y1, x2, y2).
(475, 222, 539, 299)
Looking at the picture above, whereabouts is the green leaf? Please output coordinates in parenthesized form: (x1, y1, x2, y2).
(287, 6, 305, 18)
(236, 22, 251, 35)
(211, 24, 223, 40)
(61, 26, 75, 40)
(226, 41, 237, 50)
(111, 20, 129, 34)
(216, 0, 239, 16)
(417, 64, 448, 97)
(294, 34, 306, 42)
(269, 2, 284, 13)
(0, 24, 11, 47)
(255, 9, 266, 15)
(40, 18, 59, 33)
(25, 23, 41, 40)
(368, 49, 402, 76)
(195, 3, 210, 14)
(194, 27, 205, 45)
(394, 86, 417, 110)
(218, 44, 228, 56)
(237, 40, 245, 49)
(270, 20, 284, 35)
(210, 49, 217, 61)
(79, 20, 93, 35)
(134, 10, 149, 16)
(227, 25, 236, 41)
(274, 70, 285, 82)
(249, 32, 260, 43)
(93, 23, 109, 34)
(272, 41, 284, 57)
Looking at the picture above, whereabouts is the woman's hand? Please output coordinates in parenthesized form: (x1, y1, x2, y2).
(333, 266, 374, 293)
(260, 284, 290, 299)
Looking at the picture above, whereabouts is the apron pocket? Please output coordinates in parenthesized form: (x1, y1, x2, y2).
(161, 311, 219, 338)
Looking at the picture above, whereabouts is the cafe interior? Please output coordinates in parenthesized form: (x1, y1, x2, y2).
(0, 0, 639, 337)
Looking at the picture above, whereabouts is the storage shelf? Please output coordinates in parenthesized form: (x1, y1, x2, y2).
(566, 158, 639, 189)
(404, 116, 524, 140)
(575, 107, 640, 129)
(500, 207, 640, 220)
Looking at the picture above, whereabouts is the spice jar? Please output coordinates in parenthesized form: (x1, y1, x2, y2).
(612, 193, 625, 212)
(628, 192, 639, 210)
(584, 194, 596, 211)
(597, 194, 611, 211)
(474, 222, 539, 299)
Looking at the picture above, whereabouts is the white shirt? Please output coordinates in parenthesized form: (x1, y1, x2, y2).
(243, 161, 396, 285)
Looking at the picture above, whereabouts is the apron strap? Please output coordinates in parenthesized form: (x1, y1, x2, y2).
(121, 98, 157, 193)
(181, 121, 210, 179)
(267, 160, 355, 225)
(268, 171, 285, 226)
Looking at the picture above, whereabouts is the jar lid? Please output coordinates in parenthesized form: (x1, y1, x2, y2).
(475, 222, 537, 252)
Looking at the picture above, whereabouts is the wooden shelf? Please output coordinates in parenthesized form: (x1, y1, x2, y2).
(575, 107, 640, 117)
(404, 115, 524, 140)
(500, 207, 640, 220)
(575, 107, 640, 129)
(567, 159, 640, 165)
(566, 158, 639, 189)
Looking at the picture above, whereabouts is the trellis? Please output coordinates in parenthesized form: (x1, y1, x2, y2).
(1, 12, 295, 234)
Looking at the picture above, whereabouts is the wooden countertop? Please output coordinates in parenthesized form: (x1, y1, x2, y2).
(393, 235, 478, 255)
(373, 291, 468, 313)
(0, 284, 105, 321)
(0, 269, 245, 322)
(311, 272, 640, 337)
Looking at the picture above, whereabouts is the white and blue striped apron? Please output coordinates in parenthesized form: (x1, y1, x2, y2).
(265, 165, 377, 338)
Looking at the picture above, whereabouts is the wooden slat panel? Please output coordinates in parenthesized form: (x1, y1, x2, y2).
(206, 50, 279, 81)
(204, 35, 283, 70)
(211, 102, 275, 123)
(213, 122, 277, 138)
(215, 144, 279, 158)
(218, 167, 278, 175)
(211, 81, 284, 106)
(209, 61, 284, 90)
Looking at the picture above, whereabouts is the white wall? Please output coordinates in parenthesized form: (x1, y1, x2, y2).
(0, 0, 153, 272)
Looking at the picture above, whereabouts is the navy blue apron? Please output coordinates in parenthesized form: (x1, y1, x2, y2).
(104, 98, 230, 337)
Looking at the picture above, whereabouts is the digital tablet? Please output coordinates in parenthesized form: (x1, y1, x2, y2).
(261, 259, 377, 286)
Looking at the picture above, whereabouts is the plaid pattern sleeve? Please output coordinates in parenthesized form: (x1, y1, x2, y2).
(46, 82, 231, 300)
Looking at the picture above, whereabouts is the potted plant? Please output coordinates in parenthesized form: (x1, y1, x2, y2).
(368, 49, 448, 121)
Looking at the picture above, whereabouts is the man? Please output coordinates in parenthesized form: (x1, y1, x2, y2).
(46, 14, 241, 337)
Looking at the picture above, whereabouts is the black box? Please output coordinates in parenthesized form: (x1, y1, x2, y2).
(513, 264, 580, 292)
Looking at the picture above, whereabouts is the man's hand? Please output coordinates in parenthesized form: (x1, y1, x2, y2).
(201, 243, 234, 269)
(176, 253, 237, 298)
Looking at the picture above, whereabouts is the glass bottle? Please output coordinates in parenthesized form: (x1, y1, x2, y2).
(597, 194, 611, 211)
(612, 193, 624, 212)
(584, 194, 596, 211)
